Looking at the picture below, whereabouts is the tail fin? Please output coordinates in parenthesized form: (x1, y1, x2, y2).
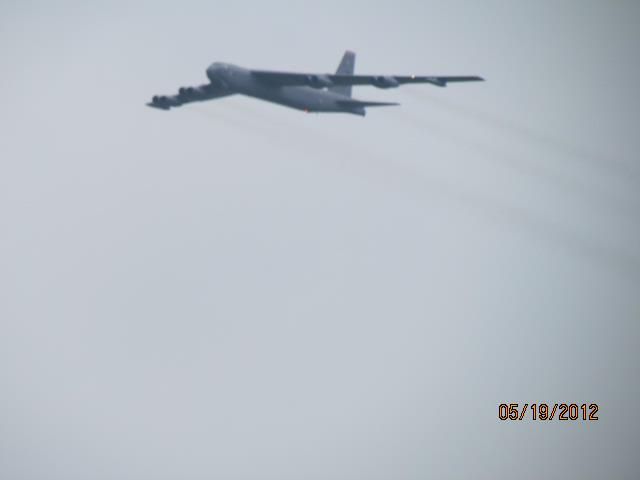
(335, 50, 355, 75)
(329, 50, 355, 97)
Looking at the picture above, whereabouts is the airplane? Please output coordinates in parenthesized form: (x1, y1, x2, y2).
(147, 51, 483, 116)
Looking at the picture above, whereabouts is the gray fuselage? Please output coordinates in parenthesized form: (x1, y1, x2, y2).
(206, 62, 363, 115)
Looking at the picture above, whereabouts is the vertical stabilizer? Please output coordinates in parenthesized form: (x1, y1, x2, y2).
(329, 50, 355, 97)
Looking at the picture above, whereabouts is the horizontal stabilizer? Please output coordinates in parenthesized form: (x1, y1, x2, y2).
(336, 99, 399, 108)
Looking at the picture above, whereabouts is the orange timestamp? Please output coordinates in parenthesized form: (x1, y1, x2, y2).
(498, 403, 599, 421)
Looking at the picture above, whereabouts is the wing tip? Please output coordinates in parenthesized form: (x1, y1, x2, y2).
(146, 102, 170, 110)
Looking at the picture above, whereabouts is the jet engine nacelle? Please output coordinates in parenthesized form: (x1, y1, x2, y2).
(150, 95, 175, 109)
(372, 76, 399, 88)
(306, 74, 333, 88)
(178, 87, 197, 97)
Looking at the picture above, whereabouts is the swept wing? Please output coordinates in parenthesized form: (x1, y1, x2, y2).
(148, 83, 233, 110)
(251, 71, 484, 88)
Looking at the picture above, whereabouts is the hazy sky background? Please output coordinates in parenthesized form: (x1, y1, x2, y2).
(1, 1, 639, 479)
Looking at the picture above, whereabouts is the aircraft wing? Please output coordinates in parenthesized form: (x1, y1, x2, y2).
(147, 83, 233, 110)
(251, 70, 484, 88)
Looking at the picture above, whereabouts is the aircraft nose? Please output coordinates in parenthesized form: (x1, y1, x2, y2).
(206, 63, 219, 81)
(206, 63, 231, 87)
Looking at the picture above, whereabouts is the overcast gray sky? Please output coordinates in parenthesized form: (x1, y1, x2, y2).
(1, 1, 639, 479)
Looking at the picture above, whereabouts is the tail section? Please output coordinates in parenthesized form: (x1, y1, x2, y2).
(335, 50, 355, 75)
(329, 50, 355, 97)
